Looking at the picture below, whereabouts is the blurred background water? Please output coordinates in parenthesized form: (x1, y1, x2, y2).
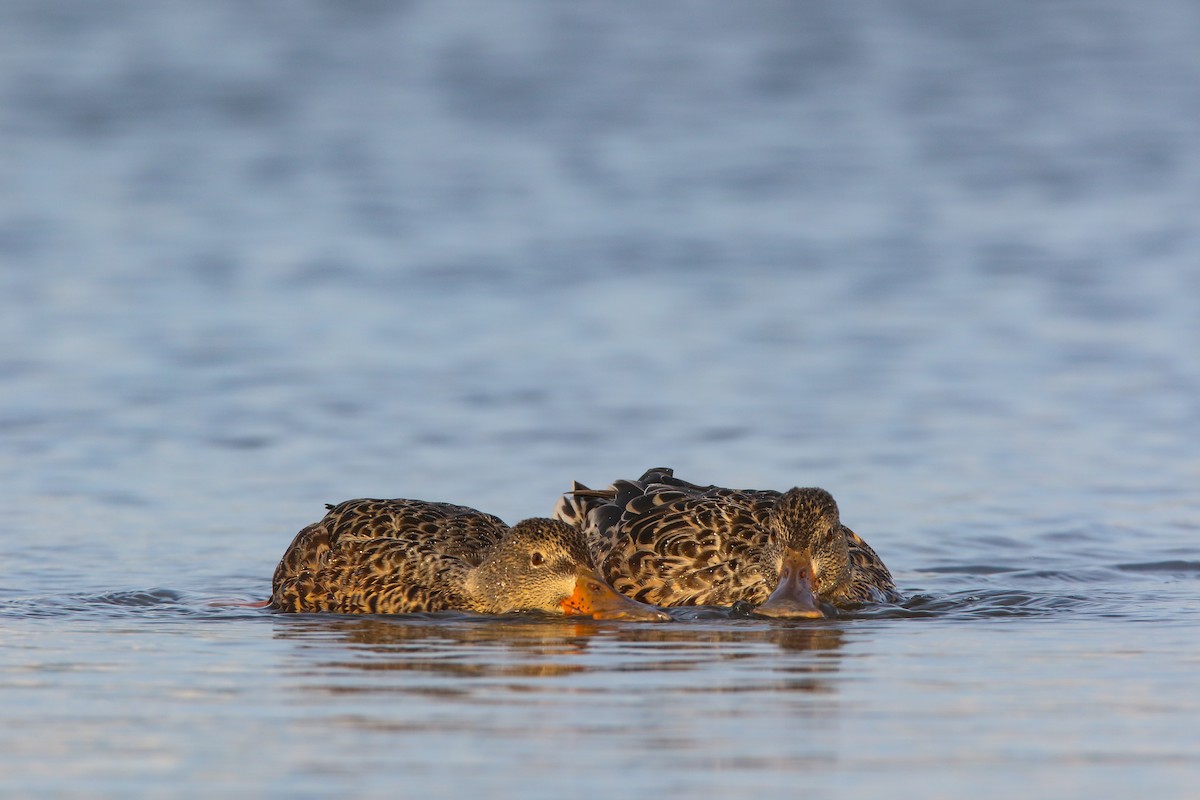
(1, 1, 1198, 797)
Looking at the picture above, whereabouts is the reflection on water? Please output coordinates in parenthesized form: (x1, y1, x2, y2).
(264, 613, 851, 781)
(272, 614, 847, 694)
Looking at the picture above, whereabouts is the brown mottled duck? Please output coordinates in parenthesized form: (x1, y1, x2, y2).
(272, 498, 670, 621)
(553, 467, 900, 618)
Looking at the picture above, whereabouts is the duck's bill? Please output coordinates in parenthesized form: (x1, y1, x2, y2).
(561, 569, 671, 622)
(754, 549, 826, 619)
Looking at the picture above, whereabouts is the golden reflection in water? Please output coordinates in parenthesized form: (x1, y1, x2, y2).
(271, 614, 847, 689)
(271, 614, 849, 753)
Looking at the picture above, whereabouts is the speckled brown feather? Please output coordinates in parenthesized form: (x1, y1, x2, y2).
(271, 500, 509, 613)
(838, 527, 899, 605)
(272, 498, 634, 614)
(554, 467, 900, 608)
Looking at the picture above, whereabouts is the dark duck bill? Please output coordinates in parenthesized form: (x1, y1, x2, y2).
(754, 548, 826, 619)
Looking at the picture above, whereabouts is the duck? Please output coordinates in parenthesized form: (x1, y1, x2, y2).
(271, 497, 670, 621)
(553, 467, 900, 618)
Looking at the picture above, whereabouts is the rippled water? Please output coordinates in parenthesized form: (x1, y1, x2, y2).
(3, 1, 1200, 797)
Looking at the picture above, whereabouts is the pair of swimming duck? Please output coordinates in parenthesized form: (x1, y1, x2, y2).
(271, 467, 902, 621)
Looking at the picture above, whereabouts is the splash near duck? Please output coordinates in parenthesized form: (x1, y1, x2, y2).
(553, 467, 900, 617)
(271, 498, 670, 621)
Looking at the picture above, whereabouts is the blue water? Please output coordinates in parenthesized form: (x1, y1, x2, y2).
(2, 1, 1199, 797)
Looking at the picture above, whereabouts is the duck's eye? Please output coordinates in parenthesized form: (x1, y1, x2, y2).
(531, 552, 545, 567)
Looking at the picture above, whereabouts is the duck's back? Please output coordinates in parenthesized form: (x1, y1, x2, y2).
(555, 469, 781, 606)
(271, 499, 508, 613)
(556, 467, 900, 608)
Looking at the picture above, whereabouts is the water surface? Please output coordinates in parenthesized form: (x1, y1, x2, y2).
(2, 1, 1199, 797)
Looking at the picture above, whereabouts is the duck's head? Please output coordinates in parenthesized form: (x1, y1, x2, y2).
(755, 488, 850, 619)
(468, 518, 670, 622)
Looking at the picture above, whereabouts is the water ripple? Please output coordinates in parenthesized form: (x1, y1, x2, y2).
(0, 583, 1153, 625)
(1115, 560, 1200, 575)
(0, 588, 265, 621)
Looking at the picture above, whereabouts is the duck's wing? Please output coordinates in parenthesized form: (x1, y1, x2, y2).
(552, 480, 604, 528)
(554, 467, 714, 543)
(597, 488, 779, 607)
(271, 521, 333, 608)
(554, 472, 699, 568)
(322, 498, 508, 561)
(271, 499, 509, 613)
(272, 530, 477, 614)
(322, 534, 480, 613)
(842, 526, 901, 603)
(555, 471, 782, 605)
